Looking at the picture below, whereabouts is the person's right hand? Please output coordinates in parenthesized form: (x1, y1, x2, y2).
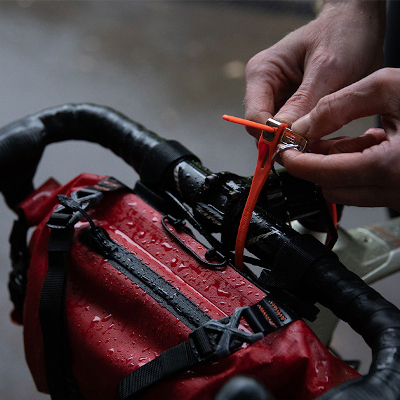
(245, 0, 386, 138)
(280, 68, 400, 211)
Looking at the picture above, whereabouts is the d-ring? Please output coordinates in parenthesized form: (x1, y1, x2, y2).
(271, 143, 300, 176)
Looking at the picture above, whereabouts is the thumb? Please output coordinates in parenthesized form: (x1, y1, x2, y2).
(292, 68, 400, 139)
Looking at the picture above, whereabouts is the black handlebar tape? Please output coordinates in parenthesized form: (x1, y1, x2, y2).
(303, 255, 400, 400)
(139, 140, 200, 189)
(0, 104, 198, 209)
(0, 117, 44, 210)
(320, 269, 400, 399)
(256, 226, 400, 400)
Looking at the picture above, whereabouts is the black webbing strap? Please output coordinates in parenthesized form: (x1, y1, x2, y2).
(117, 296, 297, 400)
(117, 341, 199, 400)
(39, 221, 80, 399)
(38, 177, 127, 400)
(9, 216, 30, 321)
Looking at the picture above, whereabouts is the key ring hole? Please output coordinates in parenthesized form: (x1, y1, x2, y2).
(271, 144, 300, 177)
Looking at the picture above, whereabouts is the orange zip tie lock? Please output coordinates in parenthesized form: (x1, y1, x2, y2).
(222, 115, 307, 271)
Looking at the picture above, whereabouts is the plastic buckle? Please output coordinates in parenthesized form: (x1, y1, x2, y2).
(47, 212, 77, 230)
(47, 194, 95, 230)
(190, 306, 264, 361)
(266, 118, 307, 152)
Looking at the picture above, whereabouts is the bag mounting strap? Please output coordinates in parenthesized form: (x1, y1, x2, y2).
(39, 177, 127, 400)
(116, 296, 297, 400)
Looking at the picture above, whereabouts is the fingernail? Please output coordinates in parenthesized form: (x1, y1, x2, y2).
(274, 112, 296, 126)
(291, 114, 311, 136)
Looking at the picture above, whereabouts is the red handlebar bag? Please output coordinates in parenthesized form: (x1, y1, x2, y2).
(13, 173, 358, 400)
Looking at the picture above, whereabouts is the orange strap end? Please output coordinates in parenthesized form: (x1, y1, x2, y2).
(325, 201, 338, 246)
(222, 115, 276, 134)
(234, 122, 287, 271)
(327, 202, 338, 229)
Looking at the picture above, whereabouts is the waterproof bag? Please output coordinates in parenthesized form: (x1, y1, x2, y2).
(15, 173, 357, 400)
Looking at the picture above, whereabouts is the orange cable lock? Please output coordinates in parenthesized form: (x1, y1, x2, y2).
(222, 115, 307, 271)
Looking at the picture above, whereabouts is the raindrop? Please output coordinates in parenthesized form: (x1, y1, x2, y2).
(102, 314, 112, 322)
(217, 288, 230, 297)
(171, 258, 178, 267)
(90, 316, 101, 328)
(162, 242, 173, 251)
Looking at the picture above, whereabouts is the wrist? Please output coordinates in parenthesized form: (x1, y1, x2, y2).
(317, 0, 386, 45)
(322, 0, 386, 11)
(320, 0, 386, 23)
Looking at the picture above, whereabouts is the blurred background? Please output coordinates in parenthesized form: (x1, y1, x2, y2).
(0, 1, 392, 398)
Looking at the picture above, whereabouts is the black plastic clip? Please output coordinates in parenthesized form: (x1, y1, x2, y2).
(190, 306, 264, 360)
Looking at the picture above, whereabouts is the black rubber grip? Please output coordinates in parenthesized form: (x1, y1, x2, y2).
(267, 231, 400, 400)
(139, 140, 200, 188)
(0, 104, 166, 208)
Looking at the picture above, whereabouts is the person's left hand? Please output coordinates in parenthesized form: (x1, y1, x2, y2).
(280, 68, 400, 211)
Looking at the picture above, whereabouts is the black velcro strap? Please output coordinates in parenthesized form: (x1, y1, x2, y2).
(117, 341, 199, 400)
(8, 217, 30, 321)
(39, 224, 82, 399)
(38, 177, 126, 400)
(139, 140, 200, 188)
(117, 295, 298, 400)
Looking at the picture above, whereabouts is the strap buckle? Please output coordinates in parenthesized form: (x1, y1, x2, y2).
(190, 306, 264, 361)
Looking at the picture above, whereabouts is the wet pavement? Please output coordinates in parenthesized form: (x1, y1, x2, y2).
(0, 1, 391, 398)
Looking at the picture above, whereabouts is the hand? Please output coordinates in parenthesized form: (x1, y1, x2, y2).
(245, 0, 385, 138)
(281, 68, 400, 211)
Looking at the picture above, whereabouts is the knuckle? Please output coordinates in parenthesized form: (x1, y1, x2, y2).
(245, 51, 271, 80)
(315, 95, 335, 119)
(311, 50, 346, 77)
(312, 94, 344, 132)
(285, 88, 315, 112)
(365, 141, 390, 176)
(373, 68, 400, 113)
(369, 69, 390, 95)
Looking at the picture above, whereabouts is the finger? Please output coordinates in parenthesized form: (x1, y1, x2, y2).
(244, 47, 303, 137)
(328, 131, 386, 154)
(307, 128, 386, 155)
(280, 148, 382, 188)
(244, 80, 274, 138)
(307, 137, 351, 155)
(322, 186, 397, 208)
(244, 54, 277, 138)
(362, 128, 387, 140)
(292, 68, 400, 138)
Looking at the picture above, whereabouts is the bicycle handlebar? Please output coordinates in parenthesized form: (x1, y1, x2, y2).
(0, 104, 164, 208)
(1, 104, 400, 400)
